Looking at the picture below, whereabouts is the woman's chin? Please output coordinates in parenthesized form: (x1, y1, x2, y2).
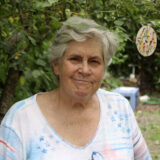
(74, 90, 92, 99)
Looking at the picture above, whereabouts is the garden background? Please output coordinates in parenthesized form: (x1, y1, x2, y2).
(0, 0, 160, 159)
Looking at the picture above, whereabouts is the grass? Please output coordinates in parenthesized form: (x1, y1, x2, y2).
(135, 107, 160, 160)
(143, 97, 160, 105)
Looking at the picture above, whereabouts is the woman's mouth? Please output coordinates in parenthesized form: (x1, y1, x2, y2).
(72, 78, 90, 84)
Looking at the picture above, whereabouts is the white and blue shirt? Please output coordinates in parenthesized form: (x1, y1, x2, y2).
(0, 89, 152, 160)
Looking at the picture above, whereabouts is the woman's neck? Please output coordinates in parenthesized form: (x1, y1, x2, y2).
(52, 88, 98, 112)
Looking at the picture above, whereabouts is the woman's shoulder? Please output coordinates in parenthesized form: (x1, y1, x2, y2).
(97, 88, 131, 112)
(97, 88, 127, 100)
(1, 94, 37, 127)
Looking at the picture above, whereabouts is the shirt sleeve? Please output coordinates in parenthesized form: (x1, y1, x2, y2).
(0, 124, 23, 160)
(130, 108, 152, 160)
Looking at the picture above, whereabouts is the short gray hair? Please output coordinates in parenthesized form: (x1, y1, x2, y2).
(49, 16, 119, 83)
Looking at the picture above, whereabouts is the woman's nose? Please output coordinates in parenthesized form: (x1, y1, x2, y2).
(80, 61, 91, 75)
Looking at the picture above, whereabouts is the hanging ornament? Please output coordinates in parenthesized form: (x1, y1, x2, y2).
(136, 26, 157, 57)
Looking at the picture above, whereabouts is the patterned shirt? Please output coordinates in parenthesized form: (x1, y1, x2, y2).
(0, 89, 152, 160)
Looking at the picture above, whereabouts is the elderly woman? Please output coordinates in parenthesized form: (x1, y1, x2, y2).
(0, 16, 151, 160)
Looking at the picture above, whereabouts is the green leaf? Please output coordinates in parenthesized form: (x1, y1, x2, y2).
(65, 9, 71, 18)
(20, 76, 25, 86)
(32, 70, 42, 78)
(34, 0, 58, 9)
(34, 2, 51, 8)
(48, 0, 58, 5)
(27, 36, 36, 46)
(36, 59, 46, 66)
(114, 20, 124, 26)
(50, 19, 62, 30)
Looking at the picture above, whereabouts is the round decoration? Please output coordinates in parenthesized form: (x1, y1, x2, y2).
(136, 26, 157, 57)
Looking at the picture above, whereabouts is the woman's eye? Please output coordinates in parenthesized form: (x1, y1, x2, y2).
(70, 58, 78, 61)
(90, 60, 100, 64)
(69, 57, 81, 62)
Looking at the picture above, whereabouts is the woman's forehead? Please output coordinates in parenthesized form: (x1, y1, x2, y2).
(64, 38, 103, 57)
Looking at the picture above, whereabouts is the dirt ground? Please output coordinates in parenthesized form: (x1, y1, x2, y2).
(135, 103, 160, 160)
(120, 78, 160, 159)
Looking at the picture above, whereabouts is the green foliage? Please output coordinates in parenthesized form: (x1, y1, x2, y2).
(102, 72, 123, 91)
(143, 96, 160, 105)
(0, 0, 62, 102)
(112, 27, 130, 65)
(33, 0, 59, 9)
(0, 0, 160, 104)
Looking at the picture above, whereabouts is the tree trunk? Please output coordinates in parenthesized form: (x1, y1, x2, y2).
(138, 58, 154, 94)
(0, 68, 21, 120)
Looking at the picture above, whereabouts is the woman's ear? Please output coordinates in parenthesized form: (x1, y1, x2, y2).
(52, 60, 59, 75)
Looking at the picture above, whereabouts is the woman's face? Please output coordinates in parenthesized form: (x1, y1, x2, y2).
(53, 38, 105, 101)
